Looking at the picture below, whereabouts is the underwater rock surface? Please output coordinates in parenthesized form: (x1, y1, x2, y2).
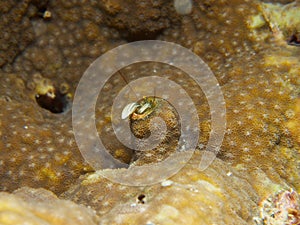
(0, 0, 299, 224)
(0, 187, 99, 225)
(61, 151, 299, 224)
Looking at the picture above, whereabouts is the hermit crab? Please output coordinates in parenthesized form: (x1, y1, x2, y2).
(122, 96, 157, 120)
(121, 96, 181, 166)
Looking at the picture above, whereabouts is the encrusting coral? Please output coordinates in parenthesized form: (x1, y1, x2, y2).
(0, 187, 99, 225)
(0, 73, 92, 194)
(0, 0, 299, 224)
(62, 151, 260, 224)
(0, 1, 35, 67)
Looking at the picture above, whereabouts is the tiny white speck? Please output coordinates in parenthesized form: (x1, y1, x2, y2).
(47, 147, 54, 152)
(146, 222, 155, 225)
(189, 187, 199, 193)
(274, 118, 280, 123)
(102, 201, 110, 207)
(274, 105, 280, 110)
(63, 151, 70, 155)
(29, 163, 35, 168)
(161, 180, 173, 187)
(198, 143, 205, 149)
(19, 170, 25, 176)
(254, 141, 261, 146)
(243, 147, 250, 152)
(245, 131, 251, 136)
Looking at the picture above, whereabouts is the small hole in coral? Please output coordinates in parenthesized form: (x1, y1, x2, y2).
(287, 34, 300, 46)
(35, 87, 70, 114)
(137, 194, 146, 204)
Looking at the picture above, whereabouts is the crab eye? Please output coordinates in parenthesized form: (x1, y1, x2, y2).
(122, 102, 139, 119)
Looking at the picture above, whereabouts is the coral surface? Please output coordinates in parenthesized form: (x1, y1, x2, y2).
(0, 0, 35, 67)
(0, 73, 92, 194)
(0, 0, 299, 224)
(260, 0, 300, 44)
(0, 187, 99, 225)
(62, 152, 260, 224)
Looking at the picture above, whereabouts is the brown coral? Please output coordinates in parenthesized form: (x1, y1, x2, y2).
(0, 0, 35, 67)
(0, 0, 299, 224)
(0, 73, 91, 194)
(97, 0, 179, 41)
(0, 187, 99, 225)
(62, 152, 257, 224)
(61, 151, 299, 225)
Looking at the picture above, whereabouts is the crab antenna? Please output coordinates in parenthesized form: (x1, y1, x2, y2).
(117, 69, 139, 100)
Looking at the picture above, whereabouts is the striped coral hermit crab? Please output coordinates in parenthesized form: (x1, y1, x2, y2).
(122, 96, 157, 120)
(121, 96, 181, 165)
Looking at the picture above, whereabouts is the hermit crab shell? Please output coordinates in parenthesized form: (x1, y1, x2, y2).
(121, 102, 139, 119)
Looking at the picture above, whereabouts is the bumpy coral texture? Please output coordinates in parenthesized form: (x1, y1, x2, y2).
(0, 0, 34, 67)
(0, 187, 99, 225)
(96, 0, 179, 41)
(62, 151, 299, 224)
(62, 152, 259, 224)
(0, 73, 91, 194)
(0, 0, 299, 224)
